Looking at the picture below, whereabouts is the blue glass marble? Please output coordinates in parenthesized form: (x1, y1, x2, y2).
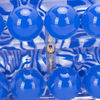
(82, 3, 100, 38)
(83, 65, 100, 98)
(11, 68, 45, 100)
(0, 15, 5, 35)
(44, 5, 80, 39)
(7, 5, 43, 41)
(0, 72, 9, 100)
(48, 67, 81, 100)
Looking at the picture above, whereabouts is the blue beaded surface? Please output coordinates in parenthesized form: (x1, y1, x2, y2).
(44, 5, 80, 39)
(7, 5, 43, 41)
(82, 3, 100, 38)
(48, 67, 81, 100)
(0, 72, 9, 100)
(83, 65, 100, 98)
(0, 0, 100, 100)
(11, 68, 45, 100)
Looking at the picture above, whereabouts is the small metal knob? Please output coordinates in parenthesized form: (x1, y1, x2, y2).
(46, 45, 55, 54)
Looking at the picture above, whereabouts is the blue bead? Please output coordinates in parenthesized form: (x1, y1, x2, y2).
(0, 72, 9, 100)
(83, 65, 100, 98)
(48, 67, 81, 100)
(44, 5, 80, 39)
(82, 3, 100, 38)
(7, 5, 43, 41)
(0, 15, 5, 35)
(11, 68, 45, 100)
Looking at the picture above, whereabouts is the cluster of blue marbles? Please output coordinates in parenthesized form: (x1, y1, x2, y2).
(1, 65, 100, 100)
(0, 67, 81, 100)
(48, 65, 100, 100)
(1, 2, 100, 100)
(0, 4, 80, 41)
(0, 3, 100, 40)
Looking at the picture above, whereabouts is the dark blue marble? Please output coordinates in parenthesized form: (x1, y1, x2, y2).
(83, 65, 100, 98)
(44, 5, 80, 39)
(11, 68, 45, 100)
(82, 3, 100, 38)
(48, 67, 81, 100)
(7, 5, 43, 41)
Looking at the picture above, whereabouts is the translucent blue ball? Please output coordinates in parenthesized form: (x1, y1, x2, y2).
(83, 65, 100, 98)
(0, 72, 9, 100)
(0, 15, 5, 35)
(44, 5, 80, 39)
(7, 6, 43, 41)
(11, 68, 45, 100)
(48, 67, 81, 100)
(82, 3, 100, 38)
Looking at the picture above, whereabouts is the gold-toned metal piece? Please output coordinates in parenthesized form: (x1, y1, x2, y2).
(48, 58, 53, 73)
(46, 45, 55, 54)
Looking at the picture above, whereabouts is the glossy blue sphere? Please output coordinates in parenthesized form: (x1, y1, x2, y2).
(0, 15, 5, 35)
(82, 3, 100, 38)
(48, 67, 81, 100)
(0, 72, 9, 100)
(83, 65, 100, 98)
(11, 68, 45, 100)
(44, 5, 80, 39)
(7, 5, 43, 41)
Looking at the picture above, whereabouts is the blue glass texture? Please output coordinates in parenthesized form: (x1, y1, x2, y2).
(83, 65, 100, 98)
(20, 0, 29, 5)
(82, 3, 100, 38)
(10, 0, 18, 9)
(0, 1, 14, 15)
(30, 0, 39, 7)
(0, 15, 5, 36)
(67, 0, 86, 7)
(44, 5, 80, 39)
(7, 5, 43, 41)
(11, 68, 45, 100)
(48, 67, 81, 100)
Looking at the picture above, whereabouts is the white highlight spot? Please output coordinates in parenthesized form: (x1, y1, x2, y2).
(57, 7, 68, 14)
(20, 9, 31, 16)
